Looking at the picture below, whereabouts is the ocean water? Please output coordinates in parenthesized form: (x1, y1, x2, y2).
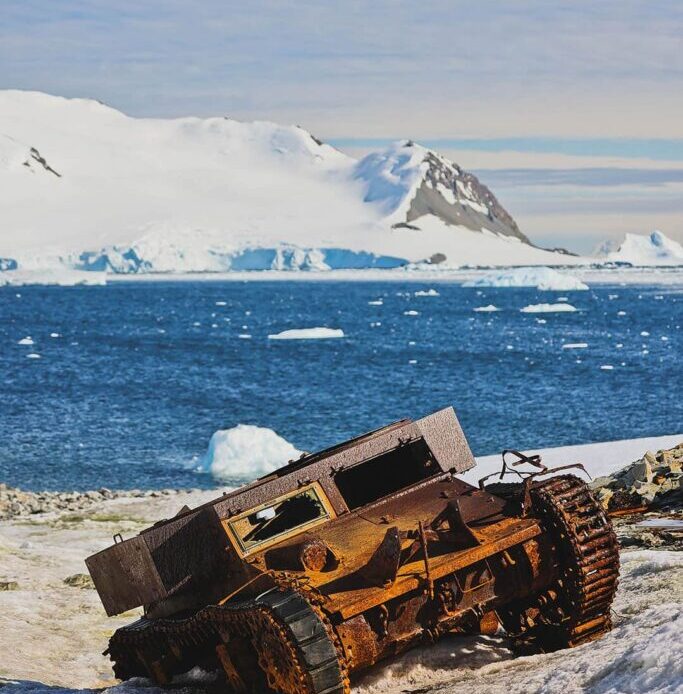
(1, 280, 680, 491)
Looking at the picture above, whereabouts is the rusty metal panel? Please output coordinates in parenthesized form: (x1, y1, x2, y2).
(416, 407, 476, 473)
(212, 421, 422, 519)
(86, 534, 166, 616)
(141, 506, 228, 593)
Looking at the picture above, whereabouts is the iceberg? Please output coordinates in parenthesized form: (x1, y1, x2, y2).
(520, 303, 578, 313)
(268, 327, 345, 340)
(199, 424, 302, 482)
(0, 269, 106, 286)
(473, 305, 500, 312)
(463, 266, 588, 291)
(595, 230, 683, 266)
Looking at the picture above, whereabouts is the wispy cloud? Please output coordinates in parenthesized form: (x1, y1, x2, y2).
(1, 1, 681, 138)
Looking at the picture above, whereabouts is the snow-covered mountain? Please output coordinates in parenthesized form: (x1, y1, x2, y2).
(595, 231, 683, 267)
(0, 90, 580, 273)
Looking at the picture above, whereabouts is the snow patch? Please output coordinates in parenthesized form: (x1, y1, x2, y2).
(268, 327, 344, 340)
(199, 425, 302, 482)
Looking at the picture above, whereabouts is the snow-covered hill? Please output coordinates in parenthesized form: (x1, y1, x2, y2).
(0, 90, 582, 273)
(595, 230, 683, 266)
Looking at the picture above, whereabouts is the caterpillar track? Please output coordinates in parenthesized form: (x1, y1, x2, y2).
(108, 588, 348, 694)
(498, 475, 620, 650)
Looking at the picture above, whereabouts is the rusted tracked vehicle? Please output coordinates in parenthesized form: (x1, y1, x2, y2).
(86, 408, 619, 693)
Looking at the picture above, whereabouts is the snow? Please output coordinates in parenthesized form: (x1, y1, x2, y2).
(596, 230, 683, 266)
(462, 266, 589, 291)
(268, 327, 344, 340)
(463, 433, 683, 487)
(0, 91, 586, 276)
(199, 424, 302, 481)
(520, 303, 578, 313)
(562, 342, 588, 349)
(473, 305, 500, 312)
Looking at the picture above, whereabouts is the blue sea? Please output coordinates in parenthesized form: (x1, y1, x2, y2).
(1, 280, 680, 491)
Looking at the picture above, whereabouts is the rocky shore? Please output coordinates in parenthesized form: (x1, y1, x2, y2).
(590, 443, 683, 512)
(0, 483, 188, 520)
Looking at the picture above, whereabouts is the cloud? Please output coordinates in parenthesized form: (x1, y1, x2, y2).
(1, 1, 682, 138)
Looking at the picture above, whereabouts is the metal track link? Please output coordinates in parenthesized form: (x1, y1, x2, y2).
(498, 474, 620, 650)
(108, 588, 347, 694)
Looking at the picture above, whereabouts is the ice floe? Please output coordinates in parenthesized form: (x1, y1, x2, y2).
(0, 269, 107, 286)
(462, 266, 588, 291)
(562, 342, 588, 349)
(268, 327, 344, 340)
(520, 303, 578, 313)
(473, 305, 499, 312)
(17, 337, 34, 345)
(414, 289, 439, 297)
(199, 424, 302, 481)
(403, 310, 419, 316)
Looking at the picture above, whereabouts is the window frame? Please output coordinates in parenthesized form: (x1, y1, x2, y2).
(222, 481, 336, 557)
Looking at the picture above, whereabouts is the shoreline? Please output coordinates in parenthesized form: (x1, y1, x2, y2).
(3, 433, 680, 522)
(2, 265, 683, 287)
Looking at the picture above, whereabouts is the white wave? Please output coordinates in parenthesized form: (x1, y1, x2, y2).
(520, 303, 578, 313)
(268, 327, 344, 340)
(200, 424, 302, 481)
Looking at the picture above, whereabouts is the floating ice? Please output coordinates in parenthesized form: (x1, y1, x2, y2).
(473, 305, 499, 312)
(0, 269, 107, 286)
(520, 303, 578, 313)
(600, 365, 614, 370)
(414, 289, 439, 297)
(215, 301, 227, 306)
(368, 299, 383, 305)
(17, 336, 34, 345)
(403, 310, 419, 316)
(49, 332, 60, 338)
(462, 267, 588, 291)
(640, 331, 650, 336)
(26, 353, 41, 359)
(200, 424, 302, 481)
(562, 343, 588, 349)
(238, 333, 252, 339)
(617, 311, 627, 316)
(268, 327, 344, 340)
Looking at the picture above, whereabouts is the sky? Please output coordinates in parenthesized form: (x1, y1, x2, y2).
(1, 0, 682, 252)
